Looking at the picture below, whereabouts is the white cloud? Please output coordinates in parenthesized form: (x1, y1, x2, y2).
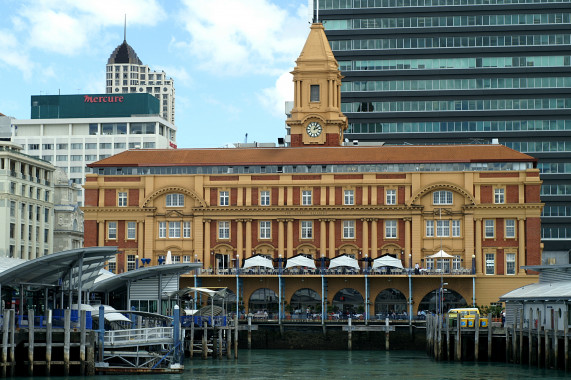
(154, 65, 193, 87)
(0, 31, 35, 79)
(258, 70, 293, 117)
(177, 0, 309, 76)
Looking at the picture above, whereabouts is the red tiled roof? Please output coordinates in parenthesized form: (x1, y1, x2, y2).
(88, 145, 536, 168)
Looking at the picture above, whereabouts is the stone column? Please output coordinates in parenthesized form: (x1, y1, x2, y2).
(97, 221, 104, 247)
(361, 218, 369, 257)
(137, 221, 144, 258)
(371, 219, 378, 257)
(475, 218, 482, 274)
(320, 219, 327, 258)
(236, 220, 244, 260)
(245, 219, 252, 258)
(518, 218, 526, 275)
(328, 219, 336, 258)
(286, 219, 294, 258)
(404, 218, 411, 268)
(277, 219, 285, 258)
(204, 219, 211, 269)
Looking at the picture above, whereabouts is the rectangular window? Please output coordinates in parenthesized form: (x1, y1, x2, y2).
(219, 190, 229, 206)
(259, 221, 271, 239)
(452, 220, 461, 237)
(385, 220, 397, 238)
(302, 190, 312, 205)
(260, 190, 270, 206)
(505, 219, 516, 238)
(10, 201, 15, 218)
(344, 190, 354, 205)
(301, 220, 313, 239)
(218, 221, 230, 239)
(127, 221, 136, 239)
(494, 188, 505, 204)
(166, 193, 184, 207)
(310, 85, 320, 102)
(485, 253, 495, 274)
(343, 220, 355, 239)
(485, 219, 495, 238)
(183, 255, 191, 263)
(158, 221, 166, 238)
(386, 189, 396, 205)
(108, 222, 117, 240)
(433, 190, 453, 205)
(127, 254, 136, 271)
(183, 221, 191, 238)
(506, 253, 516, 275)
(452, 255, 462, 270)
(436, 220, 450, 237)
(118, 192, 127, 207)
(426, 220, 434, 237)
(169, 221, 181, 238)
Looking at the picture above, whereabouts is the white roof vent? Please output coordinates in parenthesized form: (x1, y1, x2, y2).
(491, 138, 499, 145)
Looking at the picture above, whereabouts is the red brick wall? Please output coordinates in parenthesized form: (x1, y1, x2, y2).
(325, 133, 340, 146)
(377, 186, 384, 204)
(398, 186, 405, 204)
(496, 219, 504, 241)
(335, 187, 342, 205)
(84, 189, 98, 207)
(525, 184, 541, 203)
(210, 189, 217, 205)
(496, 249, 504, 274)
(252, 188, 258, 205)
(480, 185, 492, 203)
(84, 220, 97, 246)
(230, 188, 238, 206)
(356, 186, 362, 205)
(272, 187, 279, 205)
(334, 174, 363, 180)
(293, 188, 300, 205)
(104, 189, 116, 207)
(506, 185, 519, 203)
(526, 217, 542, 266)
(129, 189, 139, 206)
(314, 187, 321, 205)
(479, 172, 519, 178)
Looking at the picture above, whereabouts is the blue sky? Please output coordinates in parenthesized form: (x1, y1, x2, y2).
(0, 0, 313, 148)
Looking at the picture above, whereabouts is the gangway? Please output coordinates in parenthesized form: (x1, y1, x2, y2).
(104, 327, 174, 347)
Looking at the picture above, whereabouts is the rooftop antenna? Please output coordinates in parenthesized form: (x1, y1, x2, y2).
(124, 14, 127, 41)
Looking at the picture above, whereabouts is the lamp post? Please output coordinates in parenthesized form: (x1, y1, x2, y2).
(135, 254, 139, 270)
(472, 254, 476, 274)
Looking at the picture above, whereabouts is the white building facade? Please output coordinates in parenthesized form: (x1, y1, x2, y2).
(105, 39, 176, 124)
(53, 168, 84, 252)
(0, 141, 55, 259)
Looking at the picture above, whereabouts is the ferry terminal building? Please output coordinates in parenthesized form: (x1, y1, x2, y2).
(83, 24, 543, 317)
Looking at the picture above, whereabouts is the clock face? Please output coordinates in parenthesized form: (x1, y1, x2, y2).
(306, 121, 322, 137)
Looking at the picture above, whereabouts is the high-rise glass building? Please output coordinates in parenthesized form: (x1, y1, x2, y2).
(315, 0, 571, 257)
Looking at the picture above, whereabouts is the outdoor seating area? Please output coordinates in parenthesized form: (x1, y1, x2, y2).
(198, 267, 473, 276)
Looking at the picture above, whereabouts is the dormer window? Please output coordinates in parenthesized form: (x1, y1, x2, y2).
(310, 85, 320, 102)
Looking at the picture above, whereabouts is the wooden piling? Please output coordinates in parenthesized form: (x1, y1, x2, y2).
(437, 315, 441, 360)
(64, 309, 70, 376)
(446, 314, 450, 361)
(505, 326, 510, 363)
(348, 318, 352, 351)
(528, 311, 532, 367)
(487, 313, 492, 361)
(474, 313, 479, 361)
(226, 327, 232, 359)
(564, 310, 568, 373)
(86, 332, 95, 376)
(218, 328, 223, 358)
(554, 322, 558, 370)
(545, 322, 549, 368)
(9, 310, 15, 377)
(2, 309, 10, 378)
(28, 309, 34, 376)
(212, 327, 218, 359)
(519, 310, 523, 365)
(385, 317, 390, 351)
(190, 323, 195, 358)
(46, 309, 52, 376)
(247, 316, 252, 349)
(537, 310, 542, 368)
(202, 322, 208, 359)
(433, 316, 437, 358)
(455, 314, 461, 361)
(80, 310, 87, 375)
(233, 315, 239, 359)
(512, 319, 517, 363)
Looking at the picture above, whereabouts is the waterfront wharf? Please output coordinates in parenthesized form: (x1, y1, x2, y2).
(425, 311, 569, 372)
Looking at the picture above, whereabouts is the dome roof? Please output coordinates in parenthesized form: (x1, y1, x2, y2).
(107, 40, 143, 65)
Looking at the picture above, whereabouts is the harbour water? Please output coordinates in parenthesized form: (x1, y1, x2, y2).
(29, 350, 568, 380)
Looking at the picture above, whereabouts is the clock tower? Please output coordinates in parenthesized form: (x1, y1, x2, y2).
(286, 23, 348, 147)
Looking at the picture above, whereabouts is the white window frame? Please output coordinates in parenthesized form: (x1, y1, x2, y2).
(505, 219, 516, 238)
(436, 220, 450, 237)
(433, 190, 453, 205)
(158, 221, 167, 238)
(127, 221, 136, 239)
(259, 221, 271, 239)
(302, 190, 312, 205)
(343, 220, 355, 239)
(127, 254, 136, 271)
(452, 220, 461, 237)
(301, 220, 313, 239)
(344, 189, 354, 205)
(426, 220, 434, 237)
(183, 221, 191, 238)
(219, 190, 229, 206)
(108, 222, 117, 240)
(218, 221, 230, 239)
(386, 189, 396, 205)
(485, 253, 495, 275)
(452, 255, 462, 270)
(485, 219, 495, 238)
(183, 255, 191, 263)
(166, 193, 184, 207)
(506, 252, 516, 275)
(260, 190, 270, 206)
(169, 221, 181, 238)
(118, 191, 128, 207)
(385, 220, 397, 238)
(494, 188, 505, 204)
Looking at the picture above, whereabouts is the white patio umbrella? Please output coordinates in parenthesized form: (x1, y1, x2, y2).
(242, 255, 274, 269)
(285, 255, 316, 269)
(165, 250, 172, 264)
(328, 255, 359, 270)
(372, 255, 404, 269)
(427, 250, 454, 259)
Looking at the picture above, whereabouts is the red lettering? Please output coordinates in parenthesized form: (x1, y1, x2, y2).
(83, 95, 125, 104)
(118, 96, 124, 102)
(84, 95, 92, 103)
(102, 97, 107, 102)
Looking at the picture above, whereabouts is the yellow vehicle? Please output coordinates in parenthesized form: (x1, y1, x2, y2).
(448, 308, 488, 327)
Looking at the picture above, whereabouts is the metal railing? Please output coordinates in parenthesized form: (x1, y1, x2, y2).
(104, 326, 173, 346)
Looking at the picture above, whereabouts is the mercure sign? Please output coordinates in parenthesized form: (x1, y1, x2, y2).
(84, 95, 124, 103)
